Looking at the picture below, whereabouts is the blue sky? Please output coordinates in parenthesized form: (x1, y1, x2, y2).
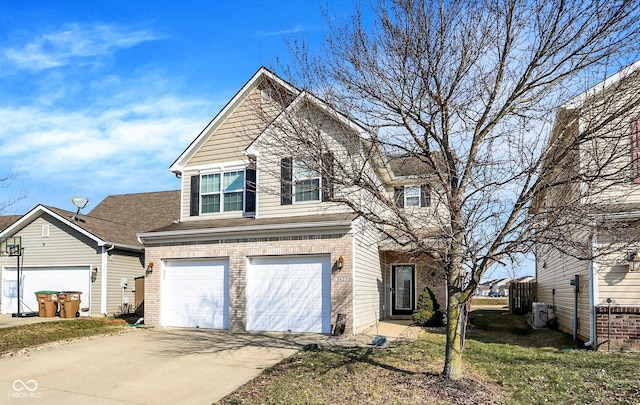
(0, 1, 534, 278)
(0, 0, 355, 214)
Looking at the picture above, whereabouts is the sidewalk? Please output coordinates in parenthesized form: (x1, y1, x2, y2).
(326, 319, 417, 348)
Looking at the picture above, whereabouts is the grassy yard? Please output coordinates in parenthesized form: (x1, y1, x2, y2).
(218, 309, 639, 405)
(0, 319, 128, 355)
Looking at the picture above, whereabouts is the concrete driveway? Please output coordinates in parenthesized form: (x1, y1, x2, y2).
(0, 327, 322, 404)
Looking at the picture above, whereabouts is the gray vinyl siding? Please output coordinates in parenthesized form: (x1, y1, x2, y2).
(353, 220, 383, 332)
(7, 215, 102, 315)
(104, 249, 144, 314)
(536, 237, 592, 341)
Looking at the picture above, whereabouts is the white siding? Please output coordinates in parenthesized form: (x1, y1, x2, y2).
(536, 235, 592, 341)
(353, 220, 383, 332)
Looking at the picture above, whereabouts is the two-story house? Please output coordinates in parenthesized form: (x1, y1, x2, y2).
(138, 68, 447, 335)
(535, 61, 640, 351)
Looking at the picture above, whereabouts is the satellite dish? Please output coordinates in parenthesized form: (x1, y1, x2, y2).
(72, 197, 89, 209)
(71, 196, 89, 221)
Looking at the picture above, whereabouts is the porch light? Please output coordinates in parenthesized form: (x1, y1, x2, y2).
(146, 262, 154, 276)
(626, 251, 640, 272)
(335, 256, 344, 270)
(91, 267, 98, 283)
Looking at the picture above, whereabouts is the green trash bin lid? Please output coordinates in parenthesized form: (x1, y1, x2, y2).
(35, 290, 59, 294)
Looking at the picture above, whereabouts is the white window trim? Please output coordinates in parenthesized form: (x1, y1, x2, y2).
(41, 224, 50, 237)
(404, 185, 421, 207)
(293, 159, 322, 204)
(200, 170, 246, 214)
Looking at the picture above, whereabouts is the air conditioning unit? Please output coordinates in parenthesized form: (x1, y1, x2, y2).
(532, 302, 548, 328)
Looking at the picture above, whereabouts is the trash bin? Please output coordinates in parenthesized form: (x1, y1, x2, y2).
(61, 291, 82, 318)
(35, 291, 58, 317)
(57, 292, 68, 318)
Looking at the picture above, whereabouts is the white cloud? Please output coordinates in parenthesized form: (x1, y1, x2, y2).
(3, 23, 158, 72)
(255, 24, 306, 37)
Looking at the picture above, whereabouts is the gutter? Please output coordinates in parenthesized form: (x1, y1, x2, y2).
(138, 219, 355, 244)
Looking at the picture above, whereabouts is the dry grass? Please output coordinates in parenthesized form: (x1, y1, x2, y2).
(0, 319, 128, 355)
(217, 309, 640, 405)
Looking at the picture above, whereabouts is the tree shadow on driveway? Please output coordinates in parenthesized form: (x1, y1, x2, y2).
(141, 327, 326, 357)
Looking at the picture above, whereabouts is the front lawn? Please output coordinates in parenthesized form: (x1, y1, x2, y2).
(0, 319, 128, 355)
(217, 309, 639, 404)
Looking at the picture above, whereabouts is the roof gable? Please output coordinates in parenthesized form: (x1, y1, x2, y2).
(169, 67, 299, 173)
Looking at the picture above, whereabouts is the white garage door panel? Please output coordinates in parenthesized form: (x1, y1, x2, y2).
(1, 267, 90, 314)
(161, 260, 228, 329)
(247, 255, 331, 333)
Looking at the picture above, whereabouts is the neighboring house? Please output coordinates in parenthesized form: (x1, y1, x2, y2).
(535, 62, 640, 350)
(0, 191, 179, 316)
(138, 68, 447, 335)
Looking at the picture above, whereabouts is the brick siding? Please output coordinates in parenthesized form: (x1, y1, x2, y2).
(144, 233, 354, 334)
(595, 305, 640, 351)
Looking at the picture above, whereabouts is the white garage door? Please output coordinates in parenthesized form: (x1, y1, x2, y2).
(161, 260, 229, 329)
(1, 266, 90, 314)
(247, 255, 331, 333)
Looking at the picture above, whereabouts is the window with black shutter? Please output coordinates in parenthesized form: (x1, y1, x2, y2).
(190, 175, 200, 216)
(245, 165, 257, 215)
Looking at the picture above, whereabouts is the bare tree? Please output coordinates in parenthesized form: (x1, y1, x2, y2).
(0, 169, 25, 215)
(252, 0, 640, 380)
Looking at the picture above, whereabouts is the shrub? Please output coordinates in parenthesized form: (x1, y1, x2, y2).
(412, 287, 443, 327)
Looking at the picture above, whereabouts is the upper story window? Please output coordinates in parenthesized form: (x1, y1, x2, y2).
(394, 184, 431, 208)
(200, 171, 244, 213)
(404, 185, 421, 207)
(293, 159, 321, 202)
(281, 153, 334, 206)
(189, 163, 256, 217)
(632, 118, 640, 184)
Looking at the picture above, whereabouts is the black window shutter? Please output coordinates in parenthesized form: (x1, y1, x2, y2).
(245, 166, 256, 214)
(322, 152, 334, 202)
(190, 175, 200, 216)
(421, 184, 431, 207)
(394, 186, 404, 208)
(281, 157, 293, 205)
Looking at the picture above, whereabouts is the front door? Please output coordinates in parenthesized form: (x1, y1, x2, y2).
(391, 264, 415, 316)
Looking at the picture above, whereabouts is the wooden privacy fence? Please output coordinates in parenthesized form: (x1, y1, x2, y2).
(509, 282, 536, 315)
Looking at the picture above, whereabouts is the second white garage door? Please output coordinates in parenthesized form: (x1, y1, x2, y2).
(247, 255, 331, 333)
(161, 260, 229, 329)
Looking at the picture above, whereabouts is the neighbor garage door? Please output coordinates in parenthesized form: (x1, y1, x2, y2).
(161, 259, 229, 329)
(1, 266, 90, 314)
(247, 255, 331, 333)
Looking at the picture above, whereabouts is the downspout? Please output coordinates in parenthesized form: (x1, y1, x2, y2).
(585, 233, 598, 348)
(101, 244, 115, 315)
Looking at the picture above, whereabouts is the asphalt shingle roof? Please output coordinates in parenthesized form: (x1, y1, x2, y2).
(0, 215, 21, 232)
(45, 190, 180, 248)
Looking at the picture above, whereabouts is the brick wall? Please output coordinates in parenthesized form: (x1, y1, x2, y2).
(143, 233, 354, 334)
(595, 305, 640, 351)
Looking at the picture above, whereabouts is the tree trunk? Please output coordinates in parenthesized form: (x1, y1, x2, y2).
(443, 290, 465, 380)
